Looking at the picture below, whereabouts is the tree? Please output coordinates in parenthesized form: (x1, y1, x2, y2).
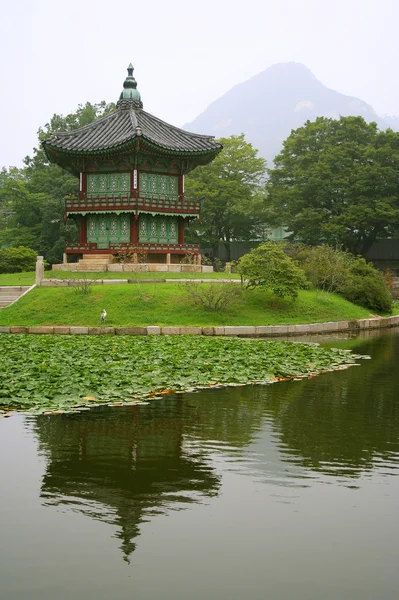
(266, 116, 399, 255)
(237, 241, 308, 299)
(0, 102, 115, 262)
(184, 134, 267, 262)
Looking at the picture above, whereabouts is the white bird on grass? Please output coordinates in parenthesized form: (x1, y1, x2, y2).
(100, 309, 107, 324)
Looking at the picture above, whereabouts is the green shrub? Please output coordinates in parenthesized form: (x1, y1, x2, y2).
(237, 241, 308, 299)
(0, 246, 37, 273)
(284, 243, 392, 313)
(292, 244, 351, 293)
(341, 259, 392, 313)
(183, 282, 242, 312)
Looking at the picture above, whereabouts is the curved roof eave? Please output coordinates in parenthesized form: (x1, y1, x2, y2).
(44, 135, 222, 159)
(42, 107, 222, 159)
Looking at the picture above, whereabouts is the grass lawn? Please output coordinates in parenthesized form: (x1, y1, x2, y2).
(0, 283, 375, 327)
(0, 271, 35, 285)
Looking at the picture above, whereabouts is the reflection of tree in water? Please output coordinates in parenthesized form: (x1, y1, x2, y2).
(263, 334, 399, 477)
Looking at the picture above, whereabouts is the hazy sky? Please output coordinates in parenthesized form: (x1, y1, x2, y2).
(1, 0, 398, 168)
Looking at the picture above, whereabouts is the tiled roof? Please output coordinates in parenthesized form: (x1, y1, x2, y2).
(43, 106, 222, 156)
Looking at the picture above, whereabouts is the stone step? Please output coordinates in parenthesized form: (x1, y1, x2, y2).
(76, 265, 107, 272)
(0, 286, 32, 309)
(0, 286, 30, 293)
(82, 254, 112, 261)
(0, 295, 23, 301)
(76, 260, 109, 265)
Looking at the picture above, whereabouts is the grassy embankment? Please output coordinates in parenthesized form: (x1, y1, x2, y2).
(0, 271, 239, 285)
(0, 283, 376, 327)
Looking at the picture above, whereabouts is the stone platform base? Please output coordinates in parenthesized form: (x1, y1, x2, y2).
(52, 263, 214, 274)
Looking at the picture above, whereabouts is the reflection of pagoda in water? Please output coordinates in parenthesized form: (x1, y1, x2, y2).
(35, 401, 221, 562)
(34, 360, 399, 563)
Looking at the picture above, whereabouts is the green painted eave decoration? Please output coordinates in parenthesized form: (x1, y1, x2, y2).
(138, 209, 198, 218)
(67, 210, 128, 216)
(66, 209, 198, 218)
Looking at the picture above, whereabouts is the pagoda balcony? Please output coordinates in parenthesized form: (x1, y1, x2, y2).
(65, 242, 201, 255)
(65, 193, 201, 215)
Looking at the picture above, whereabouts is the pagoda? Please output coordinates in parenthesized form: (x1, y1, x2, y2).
(43, 64, 222, 271)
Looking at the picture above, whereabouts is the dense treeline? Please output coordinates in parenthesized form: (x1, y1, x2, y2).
(0, 102, 115, 264)
(1, 103, 399, 267)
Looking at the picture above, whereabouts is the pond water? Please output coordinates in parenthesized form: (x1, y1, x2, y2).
(1, 331, 399, 599)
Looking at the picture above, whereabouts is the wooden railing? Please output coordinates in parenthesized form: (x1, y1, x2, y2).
(65, 193, 200, 213)
(65, 242, 200, 255)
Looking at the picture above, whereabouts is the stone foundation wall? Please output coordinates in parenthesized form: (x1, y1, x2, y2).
(52, 263, 213, 273)
(1, 315, 399, 336)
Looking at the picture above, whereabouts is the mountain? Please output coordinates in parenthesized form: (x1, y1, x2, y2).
(184, 62, 398, 163)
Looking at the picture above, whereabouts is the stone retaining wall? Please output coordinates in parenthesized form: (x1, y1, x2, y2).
(1, 315, 399, 336)
(52, 264, 214, 273)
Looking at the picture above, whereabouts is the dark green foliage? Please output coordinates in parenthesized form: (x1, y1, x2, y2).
(237, 241, 308, 299)
(285, 243, 392, 313)
(184, 134, 267, 261)
(0, 335, 363, 415)
(0, 102, 116, 263)
(0, 246, 37, 273)
(267, 116, 399, 255)
(341, 260, 392, 313)
(291, 244, 352, 293)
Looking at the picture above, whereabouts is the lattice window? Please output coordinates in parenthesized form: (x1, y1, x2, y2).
(110, 175, 118, 192)
(88, 177, 96, 194)
(99, 217, 107, 234)
(86, 173, 131, 195)
(110, 215, 118, 235)
(120, 173, 130, 191)
(138, 173, 178, 197)
(139, 215, 147, 238)
(138, 214, 179, 243)
(160, 219, 167, 238)
(169, 218, 177, 242)
(150, 216, 157, 236)
(121, 215, 130, 236)
(99, 176, 107, 193)
(88, 215, 96, 236)
(139, 173, 148, 192)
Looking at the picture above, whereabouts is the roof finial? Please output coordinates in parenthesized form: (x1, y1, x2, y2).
(117, 63, 143, 110)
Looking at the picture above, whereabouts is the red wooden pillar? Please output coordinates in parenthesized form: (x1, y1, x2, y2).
(131, 214, 138, 244)
(178, 217, 185, 244)
(178, 174, 184, 197)
(79, 215, 87, 244)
